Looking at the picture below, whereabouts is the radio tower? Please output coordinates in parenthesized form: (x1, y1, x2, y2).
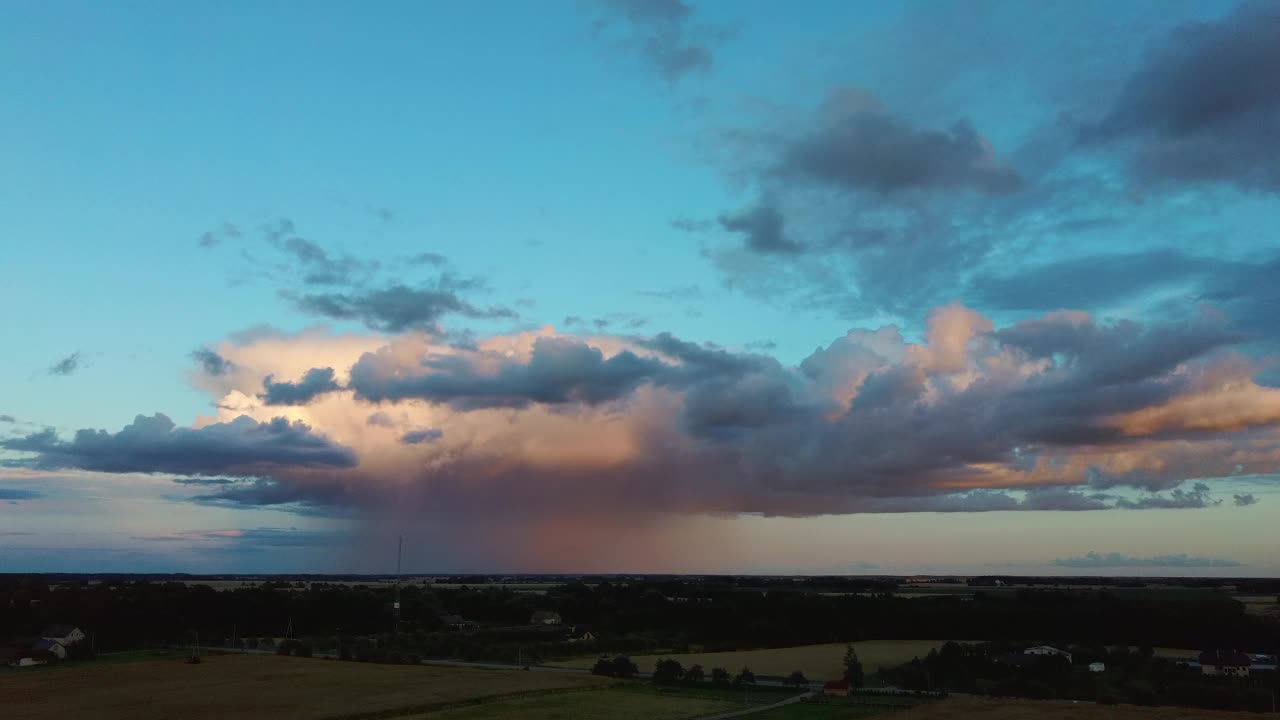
(393, 535, 403, 634)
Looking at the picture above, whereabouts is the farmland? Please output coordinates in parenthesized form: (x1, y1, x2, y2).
(551, 640, 960, 680)
(409, 686, 738, 720)
(892, 697, 1262, 719)
(0, 653, 612, 719)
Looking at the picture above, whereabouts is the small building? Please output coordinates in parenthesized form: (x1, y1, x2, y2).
(567, 625, 595, 642)
(440, 614, 478, 630)
(530, 610, 562, 625)
(1200, 650, 1251, 677)
(1024, 646, 1073, 663)
(1088, 662, 1106, 673)
(823, 680, 850, 697)
(33, 639, 67, 660)
(40, 625, 86, 647)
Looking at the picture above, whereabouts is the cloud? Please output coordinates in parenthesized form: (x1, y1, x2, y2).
(0, 415, 15, 423)
(778, 89, 1023, 196)
(287, 284, 516, 333)
(48, 351, 83, 377)
(260, 367, 342, 406)
(596, 0, 717, 83)
(400, 429, 443, 445)
(277, 236, 372, 286)
(0, 488, 42, 501)
(350, 336, 673, 408)
(1053, 551, 1243, 569)
(718, 201, 803, 254)
(1082, 2, 1280, 190)
(191, 347, 235, 376)
(171, 477, 243, 486)
(1111, 482, 1221, 510)
(1, 413, 357, 475)
(405, 252, 448, 266)
(196, 222, 242, 249)
(1233, 493, 1259, 507)
(366, 412, 396, 428)
(135, 526, 347, 548)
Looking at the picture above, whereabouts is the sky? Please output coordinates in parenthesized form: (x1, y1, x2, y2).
(2, 0, 1279, 576)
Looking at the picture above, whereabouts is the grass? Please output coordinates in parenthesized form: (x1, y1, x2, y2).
(551, 640, 962, 681)
(405, 685, 737, 720)
(891, 697, 1256, 719)
(0, 653, 612, 719)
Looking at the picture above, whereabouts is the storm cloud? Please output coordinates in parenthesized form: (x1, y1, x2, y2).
(191, 347, 235, 376)
(718, 202, 803, 254)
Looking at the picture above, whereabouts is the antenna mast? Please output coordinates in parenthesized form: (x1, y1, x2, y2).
(394, 535, 403, 634)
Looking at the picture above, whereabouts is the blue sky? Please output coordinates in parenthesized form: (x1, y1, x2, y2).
(2, 0, 1279, 575)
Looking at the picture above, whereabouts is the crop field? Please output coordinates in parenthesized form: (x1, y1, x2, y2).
(409, 686, 738, 720)
(0, 653, 612, 719)
(552, 640, 961, 680)
(891, 698, 1259, 719)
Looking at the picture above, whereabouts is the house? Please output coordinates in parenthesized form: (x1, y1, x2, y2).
(1024, 646, 1072, 663)
(822, 680, 850, 696)
(530, 610, 562, 625)
(40, 625, 86, 647)
(566, 625, 595, 642)
(440, 614, 478, 630)
(1088, 662, 1106, 673)
(1200, 650, 1252, 677)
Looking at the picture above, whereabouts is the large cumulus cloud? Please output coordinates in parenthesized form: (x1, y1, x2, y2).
(109, 306, 1280, 520)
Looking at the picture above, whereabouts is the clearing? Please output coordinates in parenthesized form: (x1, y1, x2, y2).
(551, 640, 961, 680)
(0, 653, 611, 720)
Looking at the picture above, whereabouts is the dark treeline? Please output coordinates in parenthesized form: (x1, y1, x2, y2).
(882, 641, 1279, 713)
(3, 576, 1277, 658)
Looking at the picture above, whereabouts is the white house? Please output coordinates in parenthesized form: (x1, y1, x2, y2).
(1088, 662, 1106, 673)
(1024, 646, 1073, 663)
(33, 639, 67, 660)
(41, 625, 86, 647)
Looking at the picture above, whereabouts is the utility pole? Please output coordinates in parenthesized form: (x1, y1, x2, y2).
(394, 535, 403, 634)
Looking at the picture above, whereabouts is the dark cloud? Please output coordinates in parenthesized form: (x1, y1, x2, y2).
(637, 285, 705, 302)
(259, 367, 342, 406)
(1233, 493, 1259, 507)
(1054, 551, 1243, 568)
(191, 347, 235, 376)
(779, 89, 1023, 195)
(400, 428, 444, 445)
(48, 351, 83, 377)
(135, 526, 346, 548)
(0, 414, 357, 475)
(0, 488, 42, 501)
(1083, 2, 1280, 190)
(405, 252, 448, 266)
(0, 415, 15, 423)
(1112, 482, 1221, 509)
(365, 412, 396, 428)
(718, 202, 803, 254)
(669, 217, 714, 233)
(277, 236, 372, 286)
(597, 0, 716, 82)
(171, 477, 243, 486)
(350, 336, 672, 408)
(287, 284, 516, 333)
(196, 222, 242, 249)
(972, 250, 1207, 312)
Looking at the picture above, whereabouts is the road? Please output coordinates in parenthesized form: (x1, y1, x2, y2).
(699, 691, 813, 719)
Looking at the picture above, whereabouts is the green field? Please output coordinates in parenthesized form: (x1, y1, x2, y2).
(893, 697, 1257, 719)
(551, 640, 962, 681)
(411, 686, 737, 720)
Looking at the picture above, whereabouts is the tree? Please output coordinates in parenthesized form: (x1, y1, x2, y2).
(686, 664, 705, 682)
(786, 670, 809, 688)
(711, 667, 731, 686)
(843, 644, 864, 688)
(591, 658, 614, 676)
(611, 655, 639, 678)
(653, 658, 685, 685)
(734, 667, 756, 686)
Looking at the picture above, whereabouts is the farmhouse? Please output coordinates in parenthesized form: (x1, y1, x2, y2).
(1088, 662, 1106, 673)
(823, 679, 850, 696)
(41, 625, 86, 647)
(1024, 645, 1072, 663)
(566, 625, 595, 642)
(33, 639, 67, 660)
(530, 610, 562, 625)
(1199, 650, 1252, 677)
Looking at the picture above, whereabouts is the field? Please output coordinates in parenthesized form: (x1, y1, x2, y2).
(408, 686, 738, 720)
(551, 640, 960, 680)
(0, 653, 613, 719)
(892, 697, 1260, 719)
